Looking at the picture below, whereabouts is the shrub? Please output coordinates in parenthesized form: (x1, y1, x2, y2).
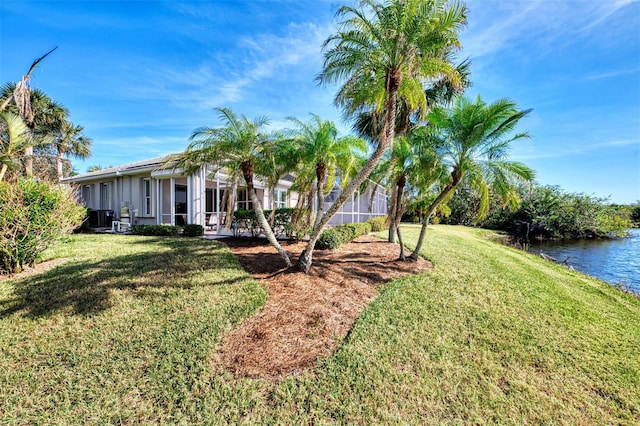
(131, 225, 180, 236)
(232, 208, 297, 237)
(182, 224, 204, 237)
(0, 179, 85, 274)
(315, 221, 374, 250)
(367, 216, 389, 232)
(315, 228, 341, 250)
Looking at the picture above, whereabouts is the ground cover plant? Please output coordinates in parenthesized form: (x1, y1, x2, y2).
(0, 226, 638, 424)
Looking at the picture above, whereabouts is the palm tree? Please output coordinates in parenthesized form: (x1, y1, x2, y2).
(1, 84, 69, 179)
(408, 95, 536, 260)
(0, 111, 30, 181)
(53, 121, 92, 182)
(170, 107, 293, 268)
(255, 135, 298, 227)
(288, 114, 366, 229)
(297, 0, 467, 273)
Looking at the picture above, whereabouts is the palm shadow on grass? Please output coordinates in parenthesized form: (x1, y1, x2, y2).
(0, 238, 249, 318)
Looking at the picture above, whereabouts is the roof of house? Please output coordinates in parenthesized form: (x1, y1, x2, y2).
(62, 155, 179, 183)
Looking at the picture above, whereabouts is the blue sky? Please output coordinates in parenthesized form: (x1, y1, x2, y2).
(1, 0, 639, 203)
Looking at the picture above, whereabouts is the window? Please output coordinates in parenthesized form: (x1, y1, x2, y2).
(275, 189, 287, 209)
(142, 179, 152, 216)
(82, 185, 92, 207)
(237, 189, 253, 211)
(101, 183, 110, 209)
(175, 184, 187, 214)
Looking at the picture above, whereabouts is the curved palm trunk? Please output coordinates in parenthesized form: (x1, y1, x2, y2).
(388, 173, 406, 243)
(241, 161, 292, 268)
(297, 70, 401, 273)
(409, 172, 461, 260)
(397, 224, 406, 261)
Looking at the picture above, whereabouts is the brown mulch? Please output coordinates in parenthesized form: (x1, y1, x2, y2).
(219, 234, 432, 381)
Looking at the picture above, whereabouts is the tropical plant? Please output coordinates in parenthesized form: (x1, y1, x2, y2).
(167, 107, 293, 267)
(297, 0, 467, 272)
(408, 95, 535, 259)
(0, 111, 30, 181)
(288, 114, 367, 229)
(52, 121, 92, 182)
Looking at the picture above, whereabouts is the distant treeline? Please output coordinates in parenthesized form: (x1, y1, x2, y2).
(434, 184, 638, 240)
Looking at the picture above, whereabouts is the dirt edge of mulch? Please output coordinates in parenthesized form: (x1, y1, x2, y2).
(218, 234, 432, 381)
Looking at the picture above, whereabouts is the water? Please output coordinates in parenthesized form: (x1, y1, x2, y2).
(528, 228, 640, 294)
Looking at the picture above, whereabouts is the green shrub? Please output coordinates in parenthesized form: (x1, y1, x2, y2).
(182, 224, 204, 237)
(315, 228, 341, 250)
(0, 179, 85, 274)
(131, 225, 180, 236)
(233, 208, 297, 237)
(315, 221, 374, 250)
(367, 216, 389, 232)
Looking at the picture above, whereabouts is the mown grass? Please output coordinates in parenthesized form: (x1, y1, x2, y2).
(1, 226, 639, 424)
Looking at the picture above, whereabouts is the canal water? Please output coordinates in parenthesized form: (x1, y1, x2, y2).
(528, 228, 640, 294)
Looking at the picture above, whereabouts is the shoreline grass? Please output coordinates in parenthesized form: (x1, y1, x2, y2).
(1, 226, 638, 424)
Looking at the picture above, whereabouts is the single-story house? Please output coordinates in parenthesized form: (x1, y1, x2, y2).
(62, 155, 388, 233)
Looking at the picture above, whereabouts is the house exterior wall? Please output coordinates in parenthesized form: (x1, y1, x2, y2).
(65, 158, 388, 230)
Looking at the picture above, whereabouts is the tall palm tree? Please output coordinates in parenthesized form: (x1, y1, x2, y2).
(1, 84, 69, 179)
(53, 121, 92, 182)
(288, 114, 366, 229)
(409, 95, 536, 260)
(298, 0, 467, 273)
(170, 107, 293, 267)
(0, 111, 30, 181)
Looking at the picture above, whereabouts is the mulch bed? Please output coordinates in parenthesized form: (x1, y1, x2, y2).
(219, 234, 432, 381)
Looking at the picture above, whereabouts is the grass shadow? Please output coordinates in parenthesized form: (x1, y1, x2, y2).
(0, 238, 250, 319)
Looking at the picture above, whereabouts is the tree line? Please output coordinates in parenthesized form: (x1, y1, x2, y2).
(438, 184, 635, 240)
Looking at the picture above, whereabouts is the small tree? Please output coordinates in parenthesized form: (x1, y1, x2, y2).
(409, 96, 535, 259)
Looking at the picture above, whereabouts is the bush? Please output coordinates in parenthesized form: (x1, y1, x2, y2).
(0, 179, 85, 274)
(131, 225, 180, 236)
(315, 221, 373, 250)
(315, 228, 341, 250)
(233, 208, 297, 237)
(182, 224, 204, 237)
(367, 216, 389, 232)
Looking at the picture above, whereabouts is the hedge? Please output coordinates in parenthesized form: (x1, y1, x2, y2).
(366, 216, 389, 232)
(131, 225, 180, 236)
(315, 221, 372, 250)
(233, 208, 299, 238)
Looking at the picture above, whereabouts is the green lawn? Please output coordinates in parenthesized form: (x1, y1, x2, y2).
(1, 226, 638, 424)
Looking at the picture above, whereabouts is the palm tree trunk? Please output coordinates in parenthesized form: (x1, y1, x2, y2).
(397, 224, 406, 261)
(56, 148, 64, 182)
(24, 146, 33, 177)
(269, 187, 276, 227)
(0, 164, 7, 182)
(314, 162, 327, 230)
(389, 174, 406, 243)
(409, 178, 459, 260)
(297, 71, 400, 273)
(388, 184, 398, 243)
(241, 161, 292, 268)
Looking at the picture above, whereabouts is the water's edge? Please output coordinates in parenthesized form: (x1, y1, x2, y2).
(527, 229, 640, 295)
